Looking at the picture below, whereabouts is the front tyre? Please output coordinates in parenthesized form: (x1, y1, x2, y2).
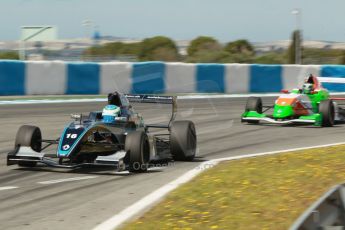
(170, 121, 197, 161)
(244, 97, 263, 124)
(125, 131, 150, 173)
(319, 100, 335, 127)
(14, 125, 42, 167)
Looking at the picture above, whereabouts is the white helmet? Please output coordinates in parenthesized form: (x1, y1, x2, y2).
(102, 105, 120, 123)
(302, 83, 313, 94)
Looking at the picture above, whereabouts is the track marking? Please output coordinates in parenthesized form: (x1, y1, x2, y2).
(2, 93, 345, 105)
(38, 176, 98, 185)
(0, 186, 18, 191)
(178, 92, 345, 99)
(0, 98, 106, 105)
(93, 141, 345, 230)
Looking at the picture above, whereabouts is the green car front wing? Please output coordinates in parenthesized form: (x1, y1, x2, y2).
(241, 111, 322, 126)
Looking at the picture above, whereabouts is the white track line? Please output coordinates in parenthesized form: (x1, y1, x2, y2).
(2, 92, 345, 105)
(0, 186, 18, 191)
(38, 176, 98, 185)
(93, 141, 345, 230)
(179, 92, 345, 99)
(179, 93, 282, 99)
(0, 98, 106, 105)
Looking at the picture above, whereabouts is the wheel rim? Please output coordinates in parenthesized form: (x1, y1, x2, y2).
(187, 124, 196, 155)
(142, 136, 150, 164)
(137, 135, 149, 170)
(31, 129, 41, 152)
(257, 101, 263, 113)
(330, 102, 335, 124)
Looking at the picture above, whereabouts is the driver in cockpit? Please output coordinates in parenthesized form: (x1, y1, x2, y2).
(102, 105, 121, 124)
(301, 82, 314, 94)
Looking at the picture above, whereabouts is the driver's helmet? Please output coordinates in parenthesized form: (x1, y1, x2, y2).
(302, 83, 313, 94)
(102, 105, 121, 123)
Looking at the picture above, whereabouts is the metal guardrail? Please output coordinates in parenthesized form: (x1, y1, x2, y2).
(290, 183, 345, 230)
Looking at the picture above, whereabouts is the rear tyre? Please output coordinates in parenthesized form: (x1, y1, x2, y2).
(170, 121, 197, 161)
(125, 131, 150, 173)
(319, 100, 335, 127)
(14, 125, 42, 167)
(245, 97, 263, 124)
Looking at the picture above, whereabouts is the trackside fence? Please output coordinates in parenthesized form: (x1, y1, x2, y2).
(0, 61, 345, 95)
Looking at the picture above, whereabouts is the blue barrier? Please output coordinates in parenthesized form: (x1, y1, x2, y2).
(0, 61, 25, 95)
(196, 64, 225, 93)
(320, 65, 345, 92)
(131, 62, 165, 94)
(66, 63, 100, 94)
(250, 65, 283, 93)
(1, 60, 345, 95)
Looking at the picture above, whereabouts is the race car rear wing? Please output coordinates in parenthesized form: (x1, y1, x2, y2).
(125, 94, 175, 104)
(318, 77, 345, 84)
(317, 77, 345, 101)
(125, 94, 177, 128)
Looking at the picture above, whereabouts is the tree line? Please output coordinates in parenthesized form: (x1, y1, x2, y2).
(83, 36, 259, 63)
(83, 34, 345, 64)
(1, 33, 345, 64)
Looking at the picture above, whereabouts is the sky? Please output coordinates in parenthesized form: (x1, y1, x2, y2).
(0, 0, 344, 42)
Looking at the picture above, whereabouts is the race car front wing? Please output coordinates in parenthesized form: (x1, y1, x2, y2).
(241, 111, 321, 126)
(241, 117, 316, 125)
(7, 146, 127, 170)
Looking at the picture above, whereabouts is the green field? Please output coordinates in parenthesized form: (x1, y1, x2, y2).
(122, 145, 345, 230)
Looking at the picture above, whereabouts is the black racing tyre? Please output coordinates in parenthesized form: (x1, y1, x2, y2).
(125, 131, 150, 173)
(170, 120, 197, 161)
(245, 97, 263, 124)
(319, 100, 335, 127)
(18, 161, 37, 167)
(14, 125, 42, 167)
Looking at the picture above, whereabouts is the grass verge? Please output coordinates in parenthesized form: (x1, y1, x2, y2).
(122, 145, 345, 230)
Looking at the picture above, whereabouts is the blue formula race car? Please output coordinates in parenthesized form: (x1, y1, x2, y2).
(7, 92, 197, 173)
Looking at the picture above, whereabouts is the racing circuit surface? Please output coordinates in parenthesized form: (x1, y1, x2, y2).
(1, 97, 345, 230)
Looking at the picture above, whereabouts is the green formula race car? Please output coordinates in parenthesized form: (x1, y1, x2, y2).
(241, 74, 345, 127)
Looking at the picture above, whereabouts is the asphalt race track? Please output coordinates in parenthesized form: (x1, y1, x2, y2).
(1, 97, 345, 230)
